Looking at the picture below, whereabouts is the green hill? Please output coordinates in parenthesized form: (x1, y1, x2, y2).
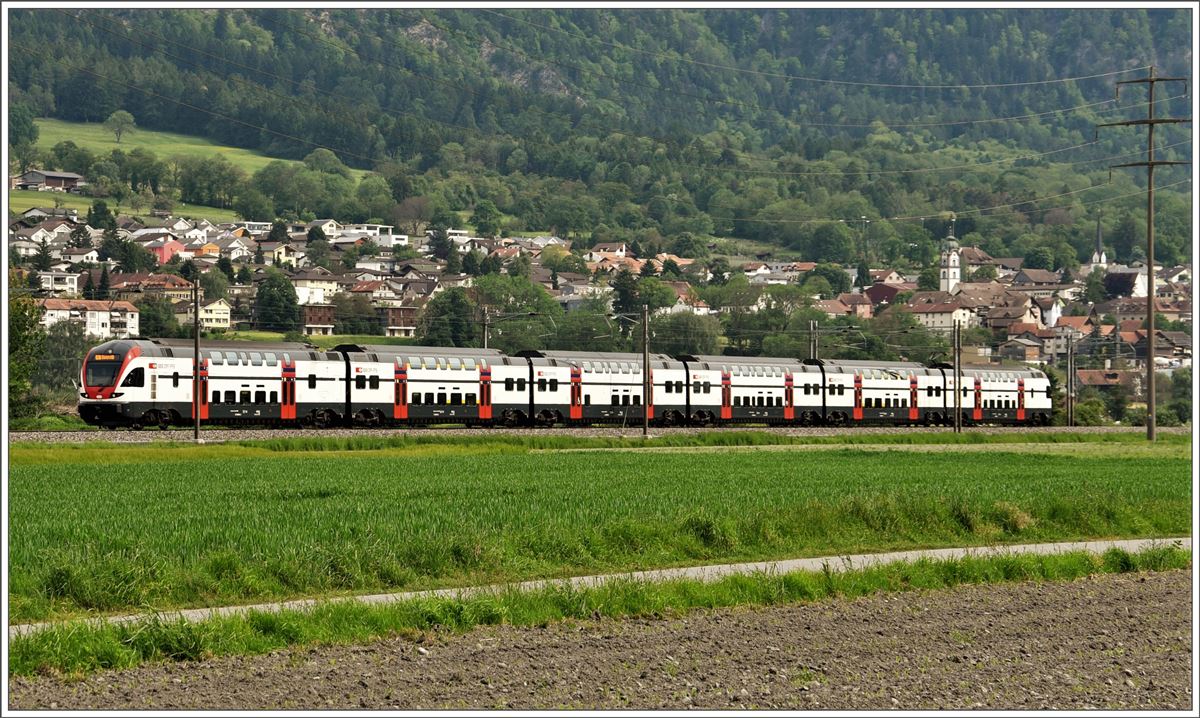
(34, 118, 367, 181)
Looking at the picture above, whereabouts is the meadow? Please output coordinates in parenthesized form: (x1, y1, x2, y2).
(34, 118, 368, 181)
(8, 433, 1191, 623)
(8, 188, 242, 223)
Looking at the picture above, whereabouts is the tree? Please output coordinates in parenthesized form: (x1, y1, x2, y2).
(306, 226, 327, 244)
(82, 271, 96, 300)
(8, 102, 38, 148)
(86, 200, 117, 231)
(417, 287, 477, 347)
(805, 263, 852, 296)
(254, 243, 265, 265)
(650, 312, 722, 356)
(640, 259, 657, 278)
(98, 265, 110, 300)
(216, 257, 235, 282)
(917, 266, 940, 291)
(8, 270, 46, 416)
(1083, 269, 1107, 304)
(178, 259, 199, 282)
(253, 268, 300, 332)
(135, 294, 181, 337)
(1023, 246, 1055, 271)
(32, 238, 54, 271)
(235, 188, 274, 221)
(103, 110, 136, 143)
(469, 200, 502, 237)
(305, 239, 331, 269)
(969, 265, 997, 282)
(444, 247, 462, 274)
(462, 249, 483, 276)
(393, 196, 431, 236)
(638, 277, 680, 314)
(236, 266, 252, 284)
(266, 221, 289, 243)
(200, 269, 229, 300)
(707, 257, 731, 285)
(660, 258, 683, 278)
(332, 292, 381, 335)
(479, 253, 503, 275)
(611, 267, 640, 318)
(505, 253, 531, 279)
(855, 262, 872, 288)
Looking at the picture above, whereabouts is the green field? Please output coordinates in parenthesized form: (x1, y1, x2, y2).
(34, 118, 368, 181)
(11, 545, 1189, 677)
(7, 188, 242, 223)
(8, 433, 1191, 623)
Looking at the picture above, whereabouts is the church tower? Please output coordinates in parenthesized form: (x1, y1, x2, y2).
(1089, 213, 1107, 266)
(939, 230, 961, 293)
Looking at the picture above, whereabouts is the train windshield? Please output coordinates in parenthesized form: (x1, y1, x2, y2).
(85, 361, 121, 387)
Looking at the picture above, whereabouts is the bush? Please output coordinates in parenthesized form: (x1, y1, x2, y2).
(1072, 398, 1110, 426)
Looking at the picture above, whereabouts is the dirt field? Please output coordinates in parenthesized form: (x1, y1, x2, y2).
(9, 570, 1192, 710)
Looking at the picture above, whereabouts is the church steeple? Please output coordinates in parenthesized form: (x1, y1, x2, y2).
(1091, 212, 1107, 265)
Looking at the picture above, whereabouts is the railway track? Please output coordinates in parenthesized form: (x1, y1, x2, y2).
(9, 425, 1187, 444)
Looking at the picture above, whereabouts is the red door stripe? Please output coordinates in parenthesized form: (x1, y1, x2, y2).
(720, 371, 731, 420)
(973, 377, 983, 421)
(1017, 378, 1026, 421)
(909, 376, 919, 421)
(783, 372, 795, 421)
(478, 366, 492, 420)
(852, 373, 863, 421)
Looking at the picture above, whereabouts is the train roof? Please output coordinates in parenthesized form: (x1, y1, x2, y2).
(334, 344, 505, 356)
(517, 349, 682, 369)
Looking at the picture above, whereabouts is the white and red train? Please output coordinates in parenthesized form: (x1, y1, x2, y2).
(78, 338, 1053, 429)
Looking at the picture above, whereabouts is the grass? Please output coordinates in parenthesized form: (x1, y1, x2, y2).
(8, 434, 1191, 622)
(8, 189, 242, 223)
(9, 545, 1190, 678)
(7, 414, 95, 432)
(34, 118, 368, 181)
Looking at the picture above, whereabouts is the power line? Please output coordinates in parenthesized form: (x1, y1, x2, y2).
(480, 9, 1152, 90)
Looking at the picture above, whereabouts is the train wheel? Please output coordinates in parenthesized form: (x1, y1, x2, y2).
(500, 409, 523, 428)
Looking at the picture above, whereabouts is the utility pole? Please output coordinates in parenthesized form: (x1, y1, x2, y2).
(1097, 65, 1190, 442)
(192, 278, 201, 442)
(642, 304, 650, 438)
(953, 320, 962, 433)
(1066, 334, 1075, 427)
(482, 309, 491, 349)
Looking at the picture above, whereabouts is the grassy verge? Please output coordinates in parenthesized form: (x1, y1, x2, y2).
(8, 189, 242, 224)
(8, 414, 95, 432)
(10, 545, 1190, 678)
(8, 435, 1190, 622)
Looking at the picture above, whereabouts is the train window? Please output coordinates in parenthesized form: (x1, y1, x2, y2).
(265, 353, 277, 366)
(238, 352, 249, 365)
(466, 392, 476, 405)
(211, 391, 220, 404)
(733, 397, 741, 407)
(425, 392, 435, 405)
(208, 351, 223, 365)
(411, 393, 422, 405)
(171, 371, 180, 388)
(550, 378, 560, 392)
(464, 358, 475, 370)
(255, 390, 266, 404)
(282, 353, 292, 365)
(450, 358, 462, 370)
(121, 368, 145, 387)
(776, 397, 783, 407)
(674, 381, 683, 394)
(369, 376, 379, 390)
(240, 390, 251, 404)
(517, 378, 527, 391)
(225, 390, 236, 403)
(704, 381, 712, 394)
(356, 375, 367, 390)
(505, 378, 515, 391)
(308, 374, 317, 389)
(250, 352, 262, 365)
(538, 378, 547, 392)
(802, 384, 810, 395)
(612, 394, 620, 406)
(584, 394, 591, 405)
(632, 395, 640, 406)
(270, 391, 278, 403)
(622, 395, 630, 406)
(451, 392, 461, 405)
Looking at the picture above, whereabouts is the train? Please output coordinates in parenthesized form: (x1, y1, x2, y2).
(77, 338, 1053, 430)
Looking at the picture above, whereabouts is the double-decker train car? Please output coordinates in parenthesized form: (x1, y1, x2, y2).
(78, 338, 1053, 429)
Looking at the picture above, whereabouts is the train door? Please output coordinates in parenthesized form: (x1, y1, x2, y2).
(393, 360, 408, 420)
(281, 357, 297, 420)
(720, 370, 731, 420)
(783, 371, 794, 421)
(852, 372, 863, 421)
(1017, 378, 1026, 422)
(569, 366, 582, 420)
(909, 374, 919, 421)
(479, 364, 492, 421)
(973, 377, 983, 421)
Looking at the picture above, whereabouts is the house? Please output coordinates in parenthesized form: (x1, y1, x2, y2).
(377, 305, 420, 337)
(1103, 265, 1149, 298)
(105, 272, 198, 303)
(36, 298, 139, 338)
(1075, 370, 1144, 399)
(290, 268, 341, 305)
(984, 304, 1038, 331)
(21, 206, 80, 223)
(142, 237, 185, 265)
(814, 298, 852, 319)
(586, 242, 627, 261)
(174, 298, 233, 330)
(864, 281, 916, 306)
(299, 304, 336, 335)
(60, 247, 101, 265)
(908, 301, 978, 332)
(742, 262, 772, 278)
(996, 337, 1043, 363)
(836, 293, 874, 319)
(37, 271, 84, 297)
(214, 236, 252, 261)
(17, 169, 84, 191)
(868, 269, 905, 285)
(306, 219, 343, 238)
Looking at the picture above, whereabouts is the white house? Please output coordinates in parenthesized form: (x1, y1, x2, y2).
(37, 298, 140, 338)
(38, 271, 83, 296)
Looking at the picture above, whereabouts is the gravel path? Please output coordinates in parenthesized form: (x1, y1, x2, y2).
(11, 425, 1189, 445)
(12, 537, 1186, 639)
(10, 570, 1191, 710)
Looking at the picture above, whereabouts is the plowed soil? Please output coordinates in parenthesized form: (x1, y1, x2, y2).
(10, 570, 1192, 710)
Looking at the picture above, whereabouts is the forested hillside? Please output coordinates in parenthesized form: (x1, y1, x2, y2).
(8, 8, 1193, 267)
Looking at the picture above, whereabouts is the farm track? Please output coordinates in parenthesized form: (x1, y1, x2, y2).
(9, 570, 1192, 710)
(9, 425, 1190, 445)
